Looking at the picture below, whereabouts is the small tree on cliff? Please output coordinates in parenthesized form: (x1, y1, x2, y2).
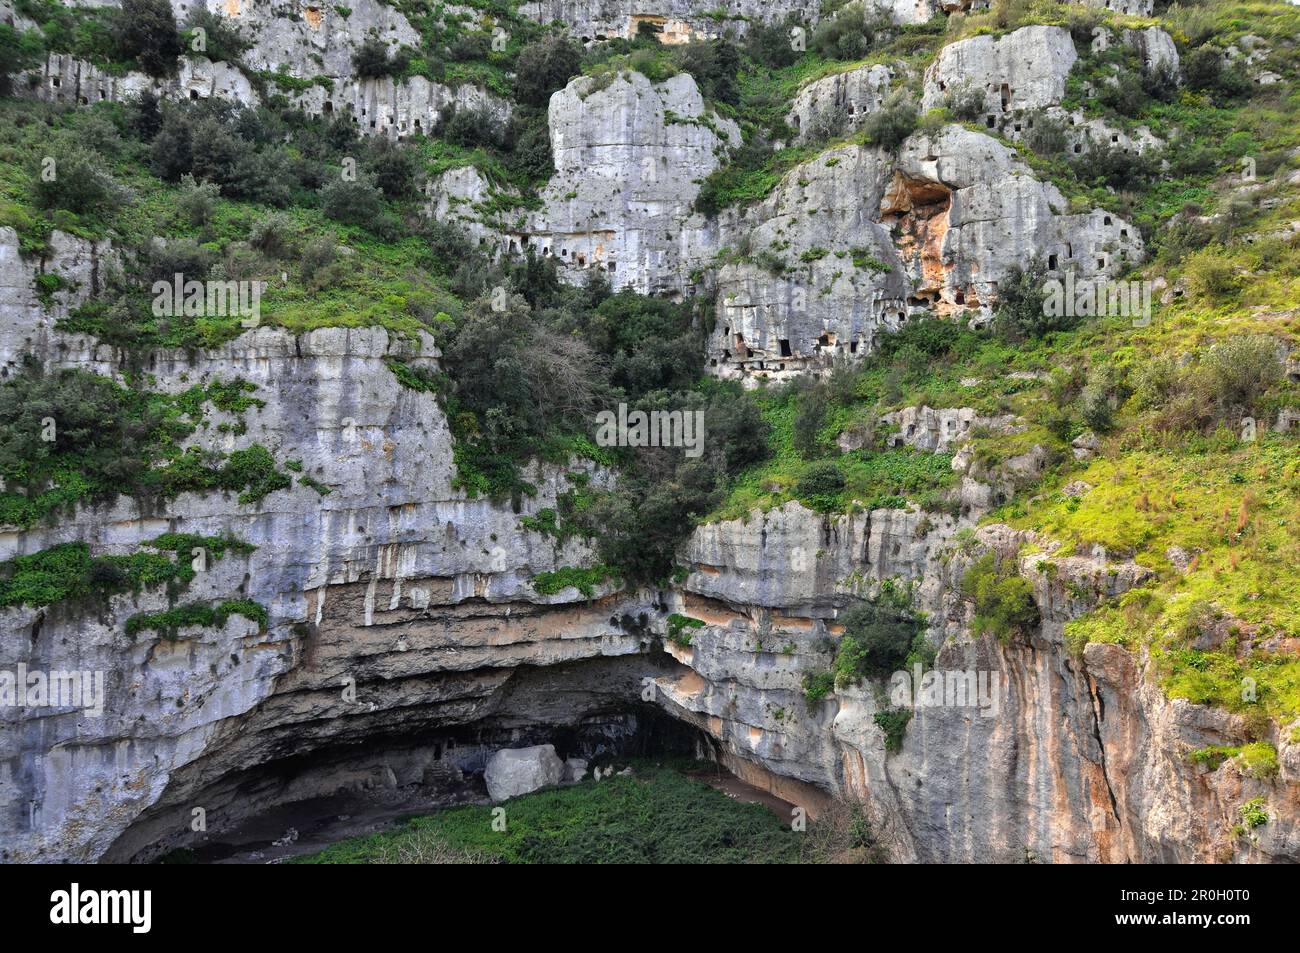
(114, 0, 184, 77)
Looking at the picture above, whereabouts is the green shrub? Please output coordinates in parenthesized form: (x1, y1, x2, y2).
(181, 6, 250, 64)
(795, 460, 845, 509)
(666, 612, 705, 646)
(802, 669, 835, 703)
(873, 706, 912, 753)
(125, 597, 267, 640)
(832, 585, 924, 686)
(961, 553, 1039, 643)
(862, 91, 917, 153)
(531, 565, 618, 598)
(319, 173, 386, 227)
(514, 35, 582, 105)
(1238, 796, 1268, 830)
(114, 0, 183, 77)
(30, 144, 127, 217)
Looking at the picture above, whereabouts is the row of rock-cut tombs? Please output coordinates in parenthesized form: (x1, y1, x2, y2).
(500, 231, 622, 272)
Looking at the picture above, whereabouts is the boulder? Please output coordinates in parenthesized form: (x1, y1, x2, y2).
(484, 745, 565, 801)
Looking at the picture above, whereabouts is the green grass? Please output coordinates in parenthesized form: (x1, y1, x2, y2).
(709, 384, 960, 521)
(293, 759, 803, 864)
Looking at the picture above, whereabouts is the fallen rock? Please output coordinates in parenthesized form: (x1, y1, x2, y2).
(563, 757, 589, 783)
(484, 745, 565, 801)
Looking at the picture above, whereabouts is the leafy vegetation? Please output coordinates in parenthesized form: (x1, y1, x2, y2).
(666, 613, 706, 646)
(832, 582, 927, 687)
(0, 534, 253, 609)
(124, 597, 267, 640)
(530, 565, 618, 598)
(961, 553, 1040, 644)
(293, 760, 804, 864)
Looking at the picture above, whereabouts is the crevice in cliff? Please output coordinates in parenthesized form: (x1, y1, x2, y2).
(1084, 671, 1122, 825)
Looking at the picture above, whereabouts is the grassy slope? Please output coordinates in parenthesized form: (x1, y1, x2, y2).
(293, 760, 804, 864)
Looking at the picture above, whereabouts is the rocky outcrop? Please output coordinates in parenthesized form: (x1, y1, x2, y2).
(0, 226, 115, 375)
(659, 500, 1299, 862)
(708, 124, 1144, 383)
(425, 166, 514, 244)
(505, 70, 739, 294)
(890, 126, 1144, 310)
(0, 223, 668, 861)
(519, 0, 817, 42)
(922, 25, 1078, 117)
(877, 405, 1021, 453)
(9, 2, 508, 141)
(19, 51, 259, 108)
(787, 64, 895, 145)
(711, 144, 909, 384)
(196, 0, 423, 80)
(286, 74, 511, 139)
(1125, 26, 1180, 76)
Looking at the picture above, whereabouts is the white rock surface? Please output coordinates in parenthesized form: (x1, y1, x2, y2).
(508, 70, 738, 294)
(787, 64, 895, 145)
(922, 25, 1078, 117)
(485, 744, 565, 800)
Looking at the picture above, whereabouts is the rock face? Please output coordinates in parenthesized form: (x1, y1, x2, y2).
(425, 167, 512, 245)
(518, 0, 817, 42)
(1126, 26, 1180, 75)
(485, 744, 565, 800)
(659, 500, 1299, 863)
(11, 1, 508, 140)
(194, 0, 422, 79)
(890, 126, 1144, 311)
(787, 64, 895, 145)
(707, 125, 1144, 384)
(0, 228, 665, 863)
(921, 25, 1078, 117)
(20, 51, 259, 108)
(505, 70, 738, 295)
(711, 144, 909, 384)
(919, 24, 1177, 156)
(6, 3, 1292, 868)
(878, 405, 1020, 453)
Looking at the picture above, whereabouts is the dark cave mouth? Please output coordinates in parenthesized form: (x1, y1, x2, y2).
(108, 697, 711, 863)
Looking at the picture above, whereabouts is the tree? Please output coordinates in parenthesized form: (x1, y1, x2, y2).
(318, 173, 385, 226)
(745, 19, 801, 70)
(513, 35, 581, 107)
(30, 144, 125, 216)
(992, 260, 1060, 341)
(0, 25, 43, 96)
(149, 109, 194, 182)
(833, 588, 924, 685)
(182, 7, 250, 64)
(114, 0, 184, 77)
(792, 379, 829, 458)
(364, 138, 419, 199)
(352, 35, 395, 78)
(862, 91, 917, 153)
(961, 554, 1039, 643)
